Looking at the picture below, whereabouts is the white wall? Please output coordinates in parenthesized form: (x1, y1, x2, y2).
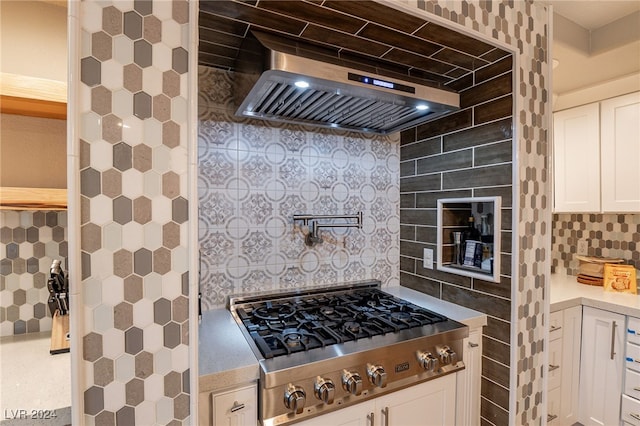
(0, 1, 67, 82)
(553, 72, 640, 111)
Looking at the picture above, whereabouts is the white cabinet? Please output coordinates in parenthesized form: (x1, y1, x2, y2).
(623, 316, 640, 425)
(201, 383, 258, 426)
(553, 103, 601, 212)
(559, 306, 582, 424)
(546, 307, 581, 425)
(553, 91, 640, 213)
(579, 306, 625, 426)
(298, 374, 456, 426)
(600, 92, 640, 212)
(456, 328, 482, 425)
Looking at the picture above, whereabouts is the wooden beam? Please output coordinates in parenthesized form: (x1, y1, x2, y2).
(0, 187, 67, 210)
(0, 72, 67, 119)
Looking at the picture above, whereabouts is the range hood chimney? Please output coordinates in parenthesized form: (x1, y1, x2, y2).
(233, 31, 460, 135)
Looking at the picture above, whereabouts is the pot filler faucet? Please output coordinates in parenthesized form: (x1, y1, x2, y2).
(293, 212, 363, 246)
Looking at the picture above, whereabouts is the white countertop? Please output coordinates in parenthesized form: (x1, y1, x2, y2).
(551, 273, 640, 317)
(197, 285, 487, 393)
(0, 331, 71, 420)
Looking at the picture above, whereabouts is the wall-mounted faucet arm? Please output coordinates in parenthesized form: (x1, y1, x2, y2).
(293, 212, 363, 246)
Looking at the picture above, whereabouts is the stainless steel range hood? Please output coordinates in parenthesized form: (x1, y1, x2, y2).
(233, 32, 460, 135)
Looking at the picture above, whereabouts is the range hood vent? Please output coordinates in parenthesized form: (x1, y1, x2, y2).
(233, 32, 460, 135)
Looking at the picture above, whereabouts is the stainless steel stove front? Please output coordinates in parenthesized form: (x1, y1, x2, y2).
(258, 328, 466, 426)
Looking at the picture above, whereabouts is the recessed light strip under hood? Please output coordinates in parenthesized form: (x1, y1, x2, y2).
(233, 32, 460, 135)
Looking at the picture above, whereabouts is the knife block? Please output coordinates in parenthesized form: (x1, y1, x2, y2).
(50, 310, 70, 355)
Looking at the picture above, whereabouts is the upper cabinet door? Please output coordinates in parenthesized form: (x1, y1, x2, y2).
(553, 103, 601, 212)
(600, 91, 640, 212)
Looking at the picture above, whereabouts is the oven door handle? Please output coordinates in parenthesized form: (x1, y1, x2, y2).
(381, 406, 389, 426)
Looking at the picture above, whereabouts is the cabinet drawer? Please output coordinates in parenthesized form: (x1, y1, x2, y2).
(626, 369, 640, 400)
(628, 342, 640, 372)
(550, 311, 563, 340)
(212, 384, 257, 426)
(629, 317, 640, 345)
(547, 386, 561, 424)
(622, 394, 640, 426)
(548, 338, 562, 390)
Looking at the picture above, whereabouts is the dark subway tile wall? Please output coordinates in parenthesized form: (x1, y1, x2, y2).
(400, 51, 514, 422)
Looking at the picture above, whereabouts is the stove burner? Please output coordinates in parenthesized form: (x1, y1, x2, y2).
(282, 329, 309, 348)
(343, 321, 361, 334)
(390, 311, 412, 322)
(253, 303, 296, 321)
(320, 306, 335, 316)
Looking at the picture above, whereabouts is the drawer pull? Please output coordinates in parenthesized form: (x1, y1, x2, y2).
(550, 325, 561, 332)
(634, 387, 640, 392)
(548, 364, 560, 372)
(367, 412, 375, 426)
(611, 321, 617, 360)
(547, 414, 558, 422)
(630, 413, 640, 421)
(230, 401, 245, 413)
(468, 342, 479, 348)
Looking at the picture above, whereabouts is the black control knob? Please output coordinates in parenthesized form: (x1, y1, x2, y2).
(342, 370, 363, 396)
(367, 364, 387, 388)
(417, 351, 439, 372)
(314, 377, 335, 404)
(284, 384, 306, 414)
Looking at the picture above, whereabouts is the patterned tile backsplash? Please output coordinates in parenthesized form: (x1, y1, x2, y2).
(0, 210, 68, 336)
(552, 213, 640, 275)
(198, 66, 400, 309)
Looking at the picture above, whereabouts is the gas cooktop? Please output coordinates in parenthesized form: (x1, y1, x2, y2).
(233, 287, 448, 359)
(228, 280, 468, 426)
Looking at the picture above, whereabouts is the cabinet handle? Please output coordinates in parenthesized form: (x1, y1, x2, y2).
(367, 412, 374, 426)
(381, 406, 389, 426)
(550, 325, 561, 332)
(630, 413, 640, 421)
(230, 401, 245, 413)
(548, 364, 560, 372)
(611, 321, 617, 360)
(468, 342, 479, 348)
(634, 387, 640, 392)
(547, 414, 558, 422)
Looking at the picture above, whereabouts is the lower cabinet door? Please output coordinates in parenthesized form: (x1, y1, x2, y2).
(377, 374, 456, 426)
(296, 400, 375, 426)
(547, 387, 561, 424)
(579, 307, 625, 426)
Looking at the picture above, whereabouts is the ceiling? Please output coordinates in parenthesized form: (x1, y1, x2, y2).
(549, 0, 640, 30)
(198, 1, 510, 94)
(546, 0, 640, 96)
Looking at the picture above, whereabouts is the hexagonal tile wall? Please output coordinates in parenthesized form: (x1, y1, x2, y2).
(77, 0, 191, 424)
(552, 213, 640, 275)
(0, 211, 68, 336)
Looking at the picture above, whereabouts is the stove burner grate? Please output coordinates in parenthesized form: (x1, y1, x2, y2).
(236, 288, 448, 358)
